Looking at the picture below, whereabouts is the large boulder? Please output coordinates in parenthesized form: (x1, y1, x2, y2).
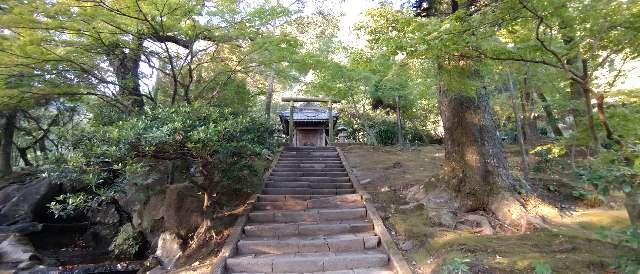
(0, 234, 41, 270)
(155, 232, 183, 268)
(83, 202, 126, 249)
(0, 177, 60, 226)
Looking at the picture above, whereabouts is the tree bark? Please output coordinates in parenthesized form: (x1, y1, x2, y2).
(109, 39, 145, 113)
(16, 147, 33, 167)
(535, 89, 564, 137)
(438, 84, 524, 216)
(0, 111, 17, 177)
(594, 92, 620, 146)
(520, 72, 538, 143)
(580, 81, 599, 148)
(508, 72, 530, 185)
(265, 65, 276, 118)
(395, 95, 404, 145)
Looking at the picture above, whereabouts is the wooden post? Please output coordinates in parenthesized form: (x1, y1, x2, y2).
(288, 101, 294, 145)
(328, 102, 334, 145)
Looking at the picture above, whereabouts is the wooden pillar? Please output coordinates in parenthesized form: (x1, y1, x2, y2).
(328, 101, 334, 145)
(289, 101, 295, 145)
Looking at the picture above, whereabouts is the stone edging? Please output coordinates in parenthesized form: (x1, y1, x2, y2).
(336, 147, 413, 274)
(210, 147, 284, 274)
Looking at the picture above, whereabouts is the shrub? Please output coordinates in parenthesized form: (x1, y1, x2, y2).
(110, 223, 143, 258)
(441, 257, 470, 274)
(47, 104, 277, 217)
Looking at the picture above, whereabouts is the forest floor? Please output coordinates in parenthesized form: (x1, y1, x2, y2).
(340, 144, 631, 274)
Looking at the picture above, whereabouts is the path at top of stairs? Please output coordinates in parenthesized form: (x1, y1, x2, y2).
(225, 146, 394, 274)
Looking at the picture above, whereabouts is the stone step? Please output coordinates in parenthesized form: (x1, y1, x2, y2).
(281, 152, 339, 156)
(237, 233, 380, 255)
(277, 161, 343, 165)
(226, 250, 388, 273)
(244, 220, 373, 237)
(268, 177, 350, 183)
(279, 157, 341, 161)
(284, 147, 337, 151)
(276, 164, 344, 169)
(257, 195, 333, 202)
(262, 188, 354, 196)
(273, 167, 346, 172)
(270, 172, 349, 178)
(265, 182, 353, 189)
(229, 267, 394, 274)
(248, 208, 366, 223)
(255, 194, 363, 210)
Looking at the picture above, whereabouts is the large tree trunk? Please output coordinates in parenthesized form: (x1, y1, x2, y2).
(0, 111, 16, 177)
(535, 89, 564, 137)
(438, 85, 527, 226)
(109, 39, 145, 113)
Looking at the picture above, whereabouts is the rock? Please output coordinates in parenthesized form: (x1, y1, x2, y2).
(0, 234, 41, 264)
(404, 185, 427, 202)
(162, 184, 204, 236)
(457, 214, 494, 235)
(399, 240, 414, 251)
(0, 177, 60, 225)
(16, 260, 38, 270)
(83, 202, 124, 249)
(155, 232, 183, 269)
(117, 159, 204, 252)
(0, 222, 42, 234)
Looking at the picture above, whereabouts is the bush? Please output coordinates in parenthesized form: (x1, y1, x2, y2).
(373, 120, 398, 145)
(441, 257, 470, 274)
(110, 223, 143, 258)
(47, 104, 278, 216)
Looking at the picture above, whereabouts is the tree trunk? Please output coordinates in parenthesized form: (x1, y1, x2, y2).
(265, 65, 275, 118)
(594, 92, 620, 145)
(535, 89, 564, 137)
(109, 39, 145, 113)
(520, 73, 538, 143)
(438, 85, 527, 225)
(16, 147, 33, 167)
(581, 82, 599, 148)
(508, 73, 530, 186)
(0, 111, 16, 177)
(395, 95, 404, 145)
(625, 191, 640, 226)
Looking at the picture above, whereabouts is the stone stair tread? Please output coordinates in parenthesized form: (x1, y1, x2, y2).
(264, 183, 353, 188)
(249, 208, 366, 223)
(237, 233, 380, 254)
(226, 250, 388, 273)
(254, 194, 363, 211)
(242, 232, 377, 241)
(258, 195, 334, 201)
(246, 219, 371, 226)
(250, 207, 365, 214)
(229, 267, 394, 274)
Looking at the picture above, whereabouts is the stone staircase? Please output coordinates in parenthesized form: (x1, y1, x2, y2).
(225, 146, 394, 274)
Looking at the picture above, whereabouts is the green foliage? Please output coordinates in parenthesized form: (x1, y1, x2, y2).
(533, 261, 552, 274)
(47, 105, 277, 216)
(578, 148, 640, 196)
(598, 226, 640, 274)
(110, 223, 143, 259)
(441, 257, 470, 274)
(373, 120, 398, 146)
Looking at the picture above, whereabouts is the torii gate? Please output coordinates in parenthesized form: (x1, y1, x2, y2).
(281, 96, 337, 146)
